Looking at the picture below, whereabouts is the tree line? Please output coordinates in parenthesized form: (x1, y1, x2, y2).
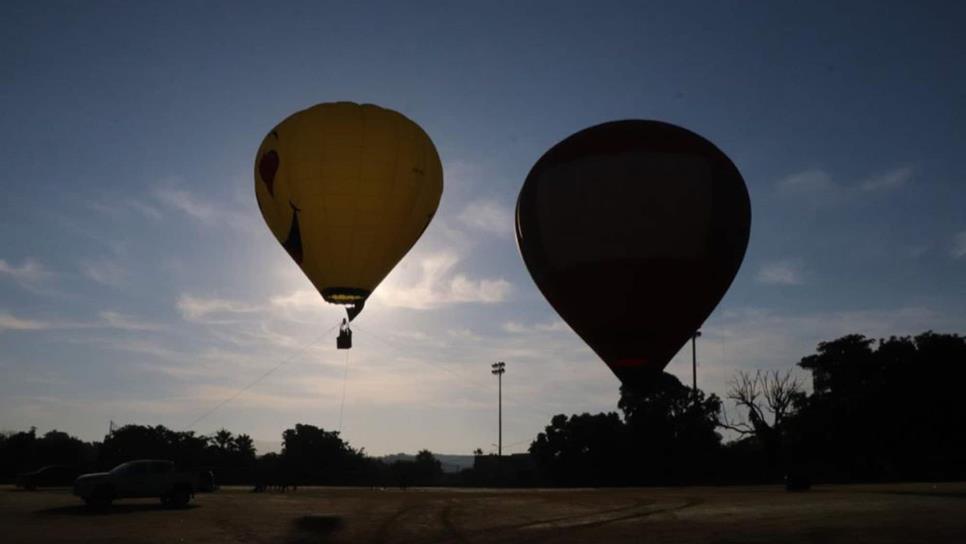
(527, 330, 966, 486)
(0, 422, 444, 488)
(2, 330, 963, 487)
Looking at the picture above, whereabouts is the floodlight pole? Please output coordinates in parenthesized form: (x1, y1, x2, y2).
(491, 362, 506, 457)
(692, 331, 702, 404)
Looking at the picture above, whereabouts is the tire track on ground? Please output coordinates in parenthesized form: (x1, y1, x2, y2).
(437, 496, 705, 544)
(370, 498, 423, 544)
(563, 496, 705, 531)
(438, 499, 470, 544)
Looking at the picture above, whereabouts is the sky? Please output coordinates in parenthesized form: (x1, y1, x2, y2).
(2, 1, 965, 456)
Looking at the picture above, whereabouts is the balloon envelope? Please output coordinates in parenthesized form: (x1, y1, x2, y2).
(515, 120, 750, 389)
(255, 102, 443, 319)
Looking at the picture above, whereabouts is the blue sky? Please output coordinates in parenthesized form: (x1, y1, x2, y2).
(2, 1, 965, 455)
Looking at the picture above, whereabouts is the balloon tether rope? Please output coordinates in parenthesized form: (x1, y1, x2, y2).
(184, 321, 340, 431)
(338, 349, 350, 434)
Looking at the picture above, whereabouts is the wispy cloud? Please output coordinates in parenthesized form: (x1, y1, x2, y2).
(859, 165, 914, 192)
(155, 187, 220, 223)
(80, 258, 128, 288)
(373, 251, 511, 309)
(756, 259, 804, 285)
(777, 165, 913, 206)
(446, 327, 483, 341)
(0, 313, 50, 332)
(952, 231, 966, 259)
(458, 199, 514, 237)
(154, 186, 253, 231)
(88, 198, 163, 220)
(0, 258, 51, 287)
(176, 295, 261, 323)
(0, 310, 164, 334)
(98, 311, 165, 332)
(269, 289, 323, 311)
(502, 320, 568, 334)
(777, 169, 835, 195)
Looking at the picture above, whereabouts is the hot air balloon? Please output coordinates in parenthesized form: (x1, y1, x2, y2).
(515, 120, 750, 389)
(255, 102, 443, 346)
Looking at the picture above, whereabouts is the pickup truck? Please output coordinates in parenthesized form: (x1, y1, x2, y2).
(73, 459, 212, 507)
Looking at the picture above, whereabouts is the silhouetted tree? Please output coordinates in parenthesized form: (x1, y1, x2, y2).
(718, 370, 805, 479)
(211, 429, 234, 451)
(98, 425, 208, 470)
(280, 424, 367, 485)
(619, 372, 723, 484)
(0, 427, 95, 481)
(796, 331, 966, 482)
(200, 428, 257, 484)
(530, 373, 722, 486)
(530, 412, 627, 486)
(413, 450, 443, 485)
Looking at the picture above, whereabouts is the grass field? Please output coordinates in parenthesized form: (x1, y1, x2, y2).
(3, 482, 965, 543)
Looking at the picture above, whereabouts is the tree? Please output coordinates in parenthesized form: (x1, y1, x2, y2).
(529, 412, 627, 486)
(413, 450, 443, 485)
(619, 373, 723, 484)
(0, 427, 96, 480)
(211, 429, 234, 451)
(795, 331, 966, 482)
(280, 424, 366, 485)
(98, 425, 208, 470)
(530, 373, 723, 486)
(799, 334, 877, 396)
(718, 369, 805, 480)
(234, 434, 256, 459)
(721, 370, 803, 435)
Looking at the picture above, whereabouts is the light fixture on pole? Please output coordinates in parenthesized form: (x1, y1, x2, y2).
(491, 361, 506, 457)
(692, 330, 702, 403)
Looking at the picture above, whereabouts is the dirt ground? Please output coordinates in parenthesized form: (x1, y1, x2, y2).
(3, 482, 965, 543)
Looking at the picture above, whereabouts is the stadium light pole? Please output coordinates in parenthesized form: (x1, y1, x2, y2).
(491, 361, 506, 457)
(692, 331, 702, 404)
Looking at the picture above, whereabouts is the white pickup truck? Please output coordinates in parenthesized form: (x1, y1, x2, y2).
(73, 460, 212, 508)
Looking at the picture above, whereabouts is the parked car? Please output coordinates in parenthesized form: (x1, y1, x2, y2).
(15, 465, 79, 490)
(73, 459, 209, 508)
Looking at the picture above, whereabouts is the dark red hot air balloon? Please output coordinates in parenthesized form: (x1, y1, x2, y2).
(515, 120, 751, 390)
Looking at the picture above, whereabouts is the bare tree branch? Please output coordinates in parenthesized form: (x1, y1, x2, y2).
(721, 369, 803, 437)
(716, 405, 756, 436)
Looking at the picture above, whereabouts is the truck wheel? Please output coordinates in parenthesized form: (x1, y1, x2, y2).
(84, 487, 113, 508)
(167, 489, 191, 508)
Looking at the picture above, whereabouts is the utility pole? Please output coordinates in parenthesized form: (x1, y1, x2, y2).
(692, 331, 702, 404)
(491, 361, 506, 457)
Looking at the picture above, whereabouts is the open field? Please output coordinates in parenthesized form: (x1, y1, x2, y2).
(3, 483, 966, 543)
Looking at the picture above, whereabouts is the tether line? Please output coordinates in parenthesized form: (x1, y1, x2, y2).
(184, 321, 340, 430)
(338, 349, 350, 433)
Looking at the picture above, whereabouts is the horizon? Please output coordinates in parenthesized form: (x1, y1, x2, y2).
(3, 1, 966, 457)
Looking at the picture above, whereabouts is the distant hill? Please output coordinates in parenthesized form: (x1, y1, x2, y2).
(380, 453, 476, 474)
(255, 443, 476, 473)
(254, 440, 282, 456)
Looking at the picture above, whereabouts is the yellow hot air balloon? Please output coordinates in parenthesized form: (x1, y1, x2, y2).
(254, 102, 443, 326)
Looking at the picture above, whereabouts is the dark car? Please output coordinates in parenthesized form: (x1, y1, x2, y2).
(74, 460, 210, 508)
(15, 465, 79, 490)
